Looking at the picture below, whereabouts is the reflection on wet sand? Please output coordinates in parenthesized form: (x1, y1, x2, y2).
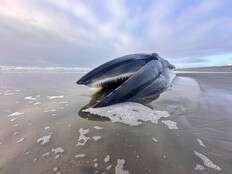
(78, 87, 160, 122)
(0, 72, 231, 174)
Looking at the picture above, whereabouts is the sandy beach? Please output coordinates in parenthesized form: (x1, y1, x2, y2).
(0, 70, 232, 174)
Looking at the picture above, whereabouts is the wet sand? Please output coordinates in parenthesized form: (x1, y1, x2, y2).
(0, 71, 232, 174)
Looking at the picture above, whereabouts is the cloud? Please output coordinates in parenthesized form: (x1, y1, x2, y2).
(0, 0, 231, 67)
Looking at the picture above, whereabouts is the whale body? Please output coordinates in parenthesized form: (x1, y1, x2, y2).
(77, 53, 175, 107)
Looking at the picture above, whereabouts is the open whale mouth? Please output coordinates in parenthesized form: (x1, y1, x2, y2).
(91, 72, 134, 89)
(77, 53, 175, 108)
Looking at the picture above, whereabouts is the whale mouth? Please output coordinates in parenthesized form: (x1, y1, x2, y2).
(90, 73, 133, 89)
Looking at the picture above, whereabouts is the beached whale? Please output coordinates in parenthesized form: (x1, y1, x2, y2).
(77, 53, 175, 107)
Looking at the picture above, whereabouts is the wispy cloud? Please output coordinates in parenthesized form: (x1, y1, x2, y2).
(0, 0, 231, 67)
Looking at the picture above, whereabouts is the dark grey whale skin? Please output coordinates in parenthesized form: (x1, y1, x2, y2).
(77, 53, 175, 107)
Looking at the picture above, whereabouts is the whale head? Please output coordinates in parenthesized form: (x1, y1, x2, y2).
(77, 53, 172, 88)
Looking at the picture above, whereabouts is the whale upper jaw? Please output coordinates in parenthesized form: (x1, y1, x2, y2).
(77, 71, 134, 87)
(76, 53, 159, 86)
(88, 72, 134, 88)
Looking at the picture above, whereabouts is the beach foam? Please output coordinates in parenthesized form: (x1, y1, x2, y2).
(197, 138, 206, 147)
(16, 138, 25, 143)
(8, 112, 24, 117)
(58, 101, 69, 104)
(92, 136, 102, 141)
(106, 165, 112, 170)
(53, 167, 58, 172)
(4, 92, 18, 96)
(42, 152, 50, 158)
(24, 96, 36, 100)
(152, 138, 158, 143)
(104, 155, 110, 163)
(115, 159, 129, 174)
(47, 96, 64, 100)
(194, 151, 221, 171)
(52, 147, 64, 154)
(75, 154, 86, 158)
(94, 163, 98, 168)
(76, 128, 90, 146)
(44, 109, 56, 112)
(83, 102, 170, 126)
(44, 126, 50, 130)
(94, 126, 104, 130)
(34, 102, 41, 105)
(161, 120, 178, 129)
(37, 135, 51, 145)
(195, 164, 205, 170)
(10, 117, 21, 122)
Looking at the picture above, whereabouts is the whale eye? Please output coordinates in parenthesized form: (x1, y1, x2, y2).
(151, 53, 160, 60)
(168, 64, 175, 70)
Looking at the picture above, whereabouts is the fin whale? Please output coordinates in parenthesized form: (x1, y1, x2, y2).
(77, 53, 175, 107)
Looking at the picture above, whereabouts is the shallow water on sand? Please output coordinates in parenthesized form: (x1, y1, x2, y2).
(0, 72, 232, 174)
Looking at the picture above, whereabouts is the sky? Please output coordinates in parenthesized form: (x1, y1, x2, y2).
(0, 0, 232, 68)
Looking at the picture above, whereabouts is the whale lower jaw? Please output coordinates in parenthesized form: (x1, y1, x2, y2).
(90, 72, 134, 88)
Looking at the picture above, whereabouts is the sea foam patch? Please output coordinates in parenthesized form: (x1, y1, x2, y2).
(94, 126, 104, 130)
(106, 165, 112, 170)
(195, 164, 205, 171)
(37, 135, 51, 145)
(76, 128, 90, 146)
(34, 102, 41, 105)
(194, 151, 221, 171)
(92, 136, 102, 141)
(52, 147, 64, 159)
(4, 92, 18, 96)
(161, 120, 178, 129)
(10, 117, 22, 122)
(52, 147, 64, 154)
(197, 138, 206, 147)
(24, 96, 36, 100)
(152, 138, 158, 143)
(104, 155, 110, 163)
(47, 96, 64, 100)
(16, 138, 25, 143)
(44, 109, 56, 113)
(42, 152, 50, 158)
(75, 154, 86, 158)
(83, 102, 170, 126)
(115, 159, 129, 174)
(8, 112, 24, 117)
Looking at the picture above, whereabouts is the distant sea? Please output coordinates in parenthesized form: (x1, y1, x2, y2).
(0, 65, 91, 73)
